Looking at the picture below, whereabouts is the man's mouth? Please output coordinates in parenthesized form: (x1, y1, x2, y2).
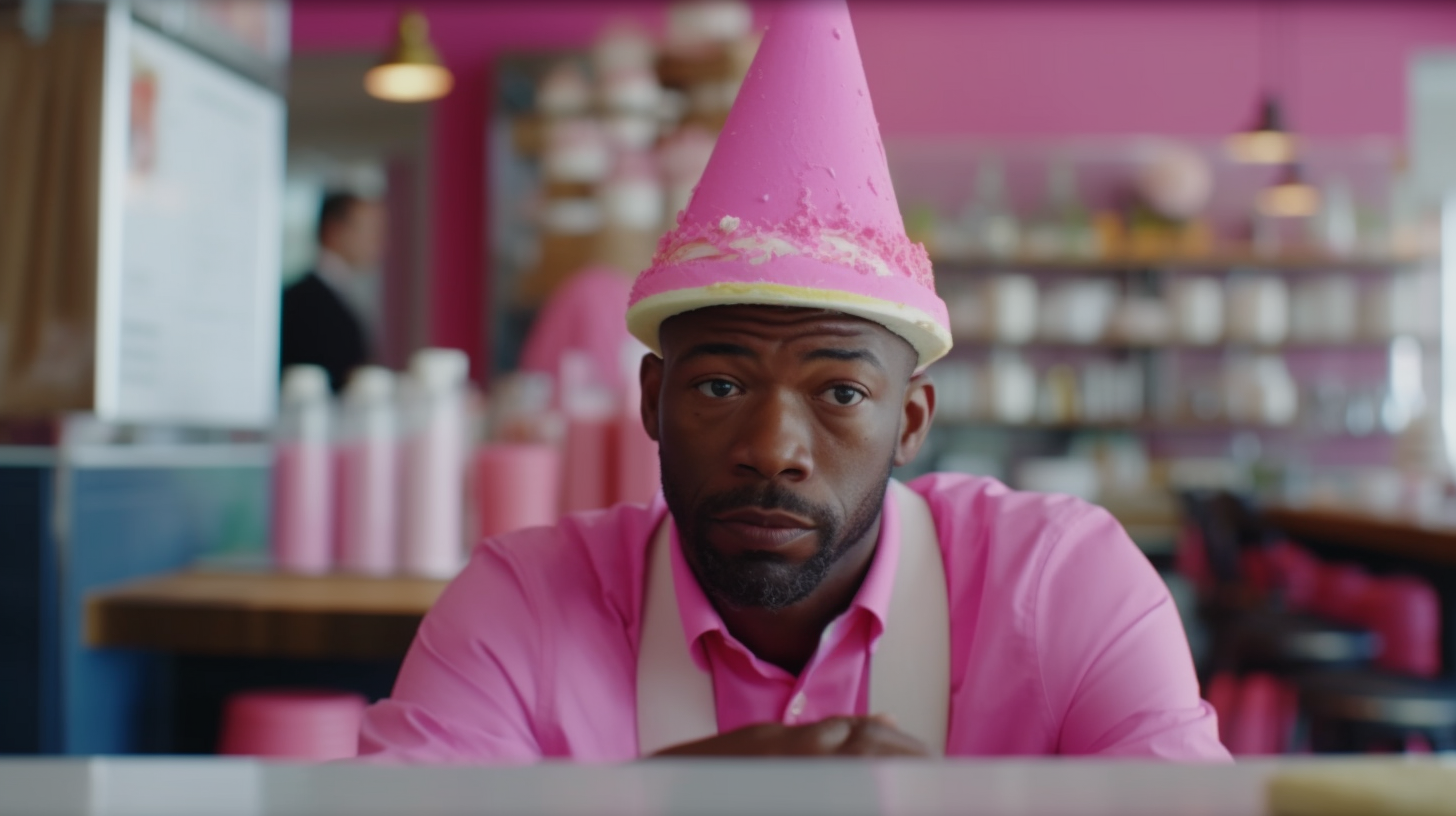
(710, 508, 816, 549)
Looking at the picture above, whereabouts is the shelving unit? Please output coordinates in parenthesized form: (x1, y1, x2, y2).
(934, 252, 1425, 274)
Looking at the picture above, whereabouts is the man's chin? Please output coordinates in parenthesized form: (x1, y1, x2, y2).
(701, 559, 818, 611)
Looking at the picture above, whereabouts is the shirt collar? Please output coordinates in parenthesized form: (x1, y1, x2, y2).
(667, 485, 903, 654)
(315, 248, 354, 290)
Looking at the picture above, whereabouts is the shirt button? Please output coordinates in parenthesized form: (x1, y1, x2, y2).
(786, 692, 807, 723)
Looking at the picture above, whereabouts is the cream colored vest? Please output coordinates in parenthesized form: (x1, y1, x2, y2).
(636, 480, 949, 756)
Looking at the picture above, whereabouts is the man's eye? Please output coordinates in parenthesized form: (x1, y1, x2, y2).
(825, 385, 865, 406)
(696, 380, 740, 398)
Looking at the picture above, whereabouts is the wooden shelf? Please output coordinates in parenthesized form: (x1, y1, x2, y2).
(86, 570, 448, 661)
(937, 419, 1387, 435)
(933, 252, 1425, 273)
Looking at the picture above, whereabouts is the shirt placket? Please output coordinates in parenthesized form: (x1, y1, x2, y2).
(780, 613, 858, 726)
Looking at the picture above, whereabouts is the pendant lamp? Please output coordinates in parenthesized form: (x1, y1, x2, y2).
(1226, 95, 1297, 165)
(1257, 163, 1320, 218)
(1227, 2, 1298, 164)
(364, 10, 453, 103)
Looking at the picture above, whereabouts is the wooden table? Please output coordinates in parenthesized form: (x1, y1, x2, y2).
(1261, 506, 1456, 566)
(86, 571, 448, 661)
(1262, 504, 1456, 674)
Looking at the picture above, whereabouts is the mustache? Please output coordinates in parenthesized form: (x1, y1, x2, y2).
(698, 484, 831, 525)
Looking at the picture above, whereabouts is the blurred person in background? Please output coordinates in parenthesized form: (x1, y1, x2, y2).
(280, 191, 384, 392)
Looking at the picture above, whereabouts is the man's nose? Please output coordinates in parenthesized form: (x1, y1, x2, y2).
(731, 389, 813, 482)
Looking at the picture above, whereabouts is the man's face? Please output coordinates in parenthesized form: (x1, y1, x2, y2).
(325, 200, 386, 272)
(642, 305, 932, 611)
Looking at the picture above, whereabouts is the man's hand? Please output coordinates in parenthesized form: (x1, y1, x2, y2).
(650, 715, 929, 758)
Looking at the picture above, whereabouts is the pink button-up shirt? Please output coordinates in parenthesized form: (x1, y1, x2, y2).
(358, 474, 1229, 762)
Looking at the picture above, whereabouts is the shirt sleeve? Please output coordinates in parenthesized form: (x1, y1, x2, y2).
(1035, 504, 1231, 761)
(356, 542, 546, 764)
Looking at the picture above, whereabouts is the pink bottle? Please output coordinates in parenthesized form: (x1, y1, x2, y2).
(272, 366, 333, 575)
(558, 350, 616, 514)
(474, 443, 563, 539)
(561, 409, 615, 514)
(336, 367, 399, 576)
(400, 349, 470, 578)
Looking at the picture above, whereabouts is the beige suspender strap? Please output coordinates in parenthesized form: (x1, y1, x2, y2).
(636, 519, 718, 756)
(635, 479, 950, 757)
(871, 480, 949, 755)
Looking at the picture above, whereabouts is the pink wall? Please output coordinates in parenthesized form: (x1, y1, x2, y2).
(292, 1, 1456, 379)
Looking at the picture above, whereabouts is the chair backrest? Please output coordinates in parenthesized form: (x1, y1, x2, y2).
(1311, 562, 1374, 625)
(1358, 575, 1443, 678)
(218, 688, 367, 760)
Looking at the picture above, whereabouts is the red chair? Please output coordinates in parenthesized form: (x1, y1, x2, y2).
(1267, 541, 1321, 613)
(1204, 672, 1241, 747)
(1225, 673, 1286, 755)
(1357, 575, 1442, 678)
(1311, 562, 1375, 626)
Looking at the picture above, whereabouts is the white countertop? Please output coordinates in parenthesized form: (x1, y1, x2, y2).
(1, 756, 1420, 816)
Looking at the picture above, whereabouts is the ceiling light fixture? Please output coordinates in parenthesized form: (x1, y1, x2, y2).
(1227, 2, 1298, 164)
(364, 10, 453, 103)
(1226, 95, 1298, 164)
(1257, 164, 1320, 218)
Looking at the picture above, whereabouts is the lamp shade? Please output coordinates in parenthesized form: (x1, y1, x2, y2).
(364, 10, 453, 103)
(1257, 164, 1321, 218)
(1226, 95, 1298, 165)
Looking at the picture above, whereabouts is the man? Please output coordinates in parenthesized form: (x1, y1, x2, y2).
(280, 192, 383, 392)
(358, 1, 1228, 762)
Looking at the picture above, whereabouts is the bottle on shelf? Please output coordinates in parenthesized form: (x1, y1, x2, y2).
(336, 366, 399, 577)
(1311, 176, 1358, 258)
(960, 154, 1019, 261)
(400, 348, 471, 579)
(272, 365, 334, 575)
(1022, 154, 1098, 261)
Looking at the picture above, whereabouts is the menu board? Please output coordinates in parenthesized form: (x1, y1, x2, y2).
(95, 15, 284, 426)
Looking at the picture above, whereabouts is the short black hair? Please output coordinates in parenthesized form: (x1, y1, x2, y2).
(317, 191, 363, 242)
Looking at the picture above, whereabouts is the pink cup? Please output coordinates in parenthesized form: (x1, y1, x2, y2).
(218, 689, 366, 760)
(475, 443, 563, 539)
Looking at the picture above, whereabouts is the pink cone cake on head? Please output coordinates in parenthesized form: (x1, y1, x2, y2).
(625, 0, 952, 368)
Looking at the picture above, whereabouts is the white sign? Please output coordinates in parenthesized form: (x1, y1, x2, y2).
(96, 12, 284, 426)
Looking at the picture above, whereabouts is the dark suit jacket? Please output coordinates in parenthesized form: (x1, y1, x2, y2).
(280, 272, 369, 393)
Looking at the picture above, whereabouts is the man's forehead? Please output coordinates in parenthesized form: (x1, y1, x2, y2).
(659, 305, 917, 371)
(664, 305, 889, 340)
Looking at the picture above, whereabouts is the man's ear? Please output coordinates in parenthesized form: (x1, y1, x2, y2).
(640, 353, 664, 443)
(894, 372, 936, 467)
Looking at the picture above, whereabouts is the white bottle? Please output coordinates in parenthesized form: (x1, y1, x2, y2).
(272, 365, 333, 575)
(401, 349, 470, 578)
(337, 366, 399, 576)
